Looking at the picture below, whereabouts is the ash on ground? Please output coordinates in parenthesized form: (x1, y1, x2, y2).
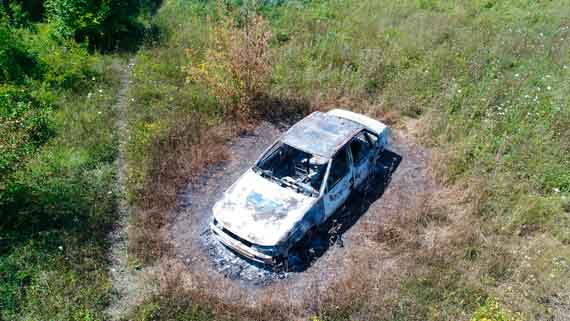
(165, 119, 434, 307)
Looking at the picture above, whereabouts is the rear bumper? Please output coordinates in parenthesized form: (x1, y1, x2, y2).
(210, 222, 275, 265)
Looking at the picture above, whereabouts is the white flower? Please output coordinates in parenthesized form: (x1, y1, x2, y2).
(92, 77, 96, 81)
(58, 246, 63, 251)
(553, 187, 560, 193)
(98, 111, 102, 115)
(547, 86, 551, 90)
(87, 92, 92, 99)
(515, 73, 519, 77)
(98, 89, 103, 93)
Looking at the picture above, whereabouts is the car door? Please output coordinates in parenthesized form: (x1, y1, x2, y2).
(323, 147, 353, 218)
(348, 130, 378, 188)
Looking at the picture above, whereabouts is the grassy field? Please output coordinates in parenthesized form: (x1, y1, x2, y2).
(125, 0, 570, 320)
(2, 0, 569, 320)
(0, 20, 124, 321)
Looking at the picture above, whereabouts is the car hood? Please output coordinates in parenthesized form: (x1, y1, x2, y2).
(212, 169, 317, 246)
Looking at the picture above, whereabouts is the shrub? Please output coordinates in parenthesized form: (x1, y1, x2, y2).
(45, 0, 144, 50)
(186, 14, 272, 120)
(471, 298, 524, 321)
(0, 84, 53, 180)
(1, 0, 46, 25)
(0, 21, 42, 83)
(26, 24, 99, 89)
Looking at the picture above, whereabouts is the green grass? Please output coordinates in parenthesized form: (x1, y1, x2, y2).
(125, 0, 570, 320)
(0, 21, 122, 320)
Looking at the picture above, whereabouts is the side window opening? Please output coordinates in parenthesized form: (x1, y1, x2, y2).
(350, 131, 373, 164)
(327, 148, 349, 190)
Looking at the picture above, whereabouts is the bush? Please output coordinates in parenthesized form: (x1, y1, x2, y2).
(0, 84, 53, 180)
(0, 60, 120, 320)
(0, 0, 46, 25)
(25, 24, 99, 89)
(0, 21, 42, 83)
(186, 14, 272, 120)
(471, 298, 524, 321)
(45, 0, 145, 50)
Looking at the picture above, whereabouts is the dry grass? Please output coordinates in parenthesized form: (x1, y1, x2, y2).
(187, 14, 272, 121)
(125, 0, 570, 320)
(128, 118, 238, 264)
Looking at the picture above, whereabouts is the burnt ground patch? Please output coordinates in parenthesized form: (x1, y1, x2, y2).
(164, 119, 434, 308)
(285, 149, 402, 272)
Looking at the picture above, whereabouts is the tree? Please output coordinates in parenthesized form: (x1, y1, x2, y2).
(45, 0, 144, 50)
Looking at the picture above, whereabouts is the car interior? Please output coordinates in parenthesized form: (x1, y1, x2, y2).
(255, 143, 328, 193)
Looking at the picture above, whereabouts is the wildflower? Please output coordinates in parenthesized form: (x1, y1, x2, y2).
(547, 86, 551, 90)
(98, 89, 103, 93)
(58, 246, 63, 251)
(98, 111, 102, 115)
(515, 73, 519, 77)
(87, 92, 92, 99)
(92, 76, 96, 81)
(553, 187, 560, 193)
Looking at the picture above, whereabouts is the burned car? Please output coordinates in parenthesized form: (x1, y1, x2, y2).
(210, 109, 389, 265)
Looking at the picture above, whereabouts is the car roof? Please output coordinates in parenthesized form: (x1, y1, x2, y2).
(281, 111, 363, 158)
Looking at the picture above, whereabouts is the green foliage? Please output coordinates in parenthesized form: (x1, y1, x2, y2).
(45, 0, 145, 50)
(0, 0, 144, 320)
(16, 0, 46, 22)
(269, 0, 570, 239)
(389, 276, 486, 321)
(0, 21, 42, 83)
(1, 0, 46, 25)
(470, 298, 524, 321)
(127, 0, 570, 320)
(25, 24, 99, 89)
(0, 17, 120, 319)
(0, 72, 120, 319)
(0, 231, 111, 321)
(131, 298, 215, 321)
(0, 84, 53, 180)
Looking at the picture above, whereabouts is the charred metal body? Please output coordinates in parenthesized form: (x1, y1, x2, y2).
(210, 109, 389, 265)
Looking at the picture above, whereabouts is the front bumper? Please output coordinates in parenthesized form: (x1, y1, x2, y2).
(210, 222, 275, 265)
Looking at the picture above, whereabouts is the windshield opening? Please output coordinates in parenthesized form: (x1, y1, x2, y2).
(254, 143, 328, 196)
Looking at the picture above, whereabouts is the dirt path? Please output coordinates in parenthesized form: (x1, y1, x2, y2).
(165, 118, 437, 314)
(106, 58, 151, 320)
